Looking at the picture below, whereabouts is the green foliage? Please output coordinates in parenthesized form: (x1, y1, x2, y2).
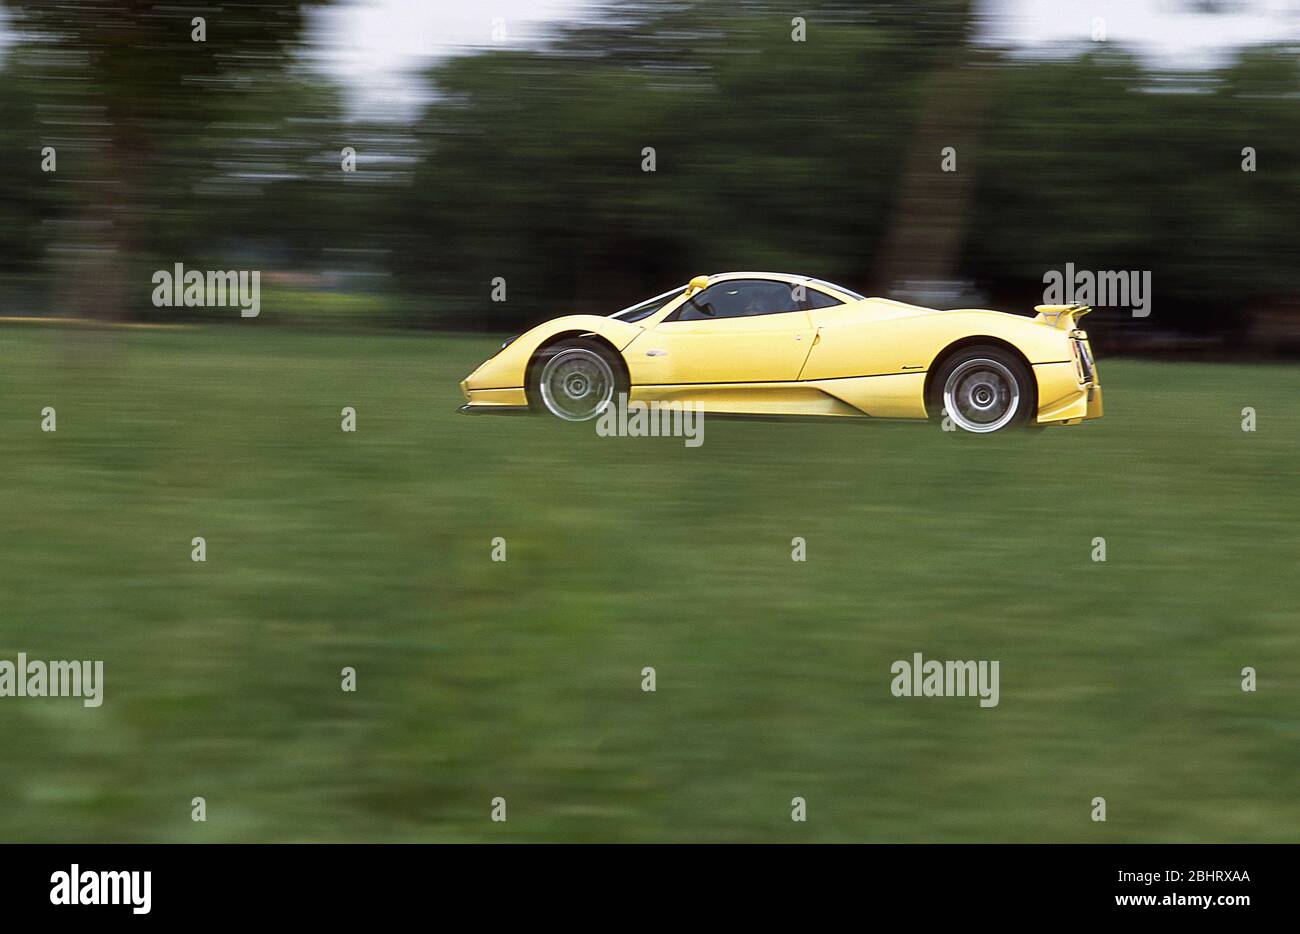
(0, 0, 1295, 337)
(395, 3, 1300, 331)
(967, 48, 1300, 327)
(396, 4, 966, 325)
(0, 73, 56, 272)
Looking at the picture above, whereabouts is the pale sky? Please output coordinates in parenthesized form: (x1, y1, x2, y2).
(304, 0, 597, 117)
(978, 0, 1300, 66)
(306, 0, 1299, 116)
(1, 0, 1296, 118)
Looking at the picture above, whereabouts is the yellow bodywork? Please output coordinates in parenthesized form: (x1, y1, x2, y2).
(460, 273, 1102, 426)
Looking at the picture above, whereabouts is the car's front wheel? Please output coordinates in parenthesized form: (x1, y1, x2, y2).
(933, 346, 1035, 433)
(528, 339, 626, 421)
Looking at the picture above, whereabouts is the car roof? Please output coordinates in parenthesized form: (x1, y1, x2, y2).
(704, 272, 867, 301)
(709, 271, 820, 284)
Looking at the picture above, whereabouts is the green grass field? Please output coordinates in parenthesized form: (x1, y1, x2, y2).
(0, 324, 1296, 842)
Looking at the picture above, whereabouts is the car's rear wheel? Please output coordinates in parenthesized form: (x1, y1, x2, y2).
(933, 346, 1035, 433)
(528, 339, 626, 421)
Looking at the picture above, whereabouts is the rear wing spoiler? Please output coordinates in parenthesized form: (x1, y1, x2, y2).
(1034, 302, 1092, 331)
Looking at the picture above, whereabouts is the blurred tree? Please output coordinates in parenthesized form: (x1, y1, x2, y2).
(0, 0, 1293, 346)
(5, 0, 334, 318)
(400, 0, 964, 328)
(0, 68, 52, 281)
(965, 47, 1300, 333)
(863, 0, 986, 297)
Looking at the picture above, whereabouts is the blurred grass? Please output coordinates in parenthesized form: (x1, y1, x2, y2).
(0, 323, 1296, 842)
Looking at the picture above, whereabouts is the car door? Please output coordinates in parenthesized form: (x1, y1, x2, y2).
(799, 300, 939, 380)
(627, 279, 816, 385)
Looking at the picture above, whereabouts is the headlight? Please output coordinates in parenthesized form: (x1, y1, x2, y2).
(500, 335, 519, 351)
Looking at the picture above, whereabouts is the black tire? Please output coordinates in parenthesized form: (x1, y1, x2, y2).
(527, 339, 628, 422)
(930, 345, 1036, 434)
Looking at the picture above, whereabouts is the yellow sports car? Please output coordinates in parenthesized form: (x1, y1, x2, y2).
(459, 272, 1102, 433)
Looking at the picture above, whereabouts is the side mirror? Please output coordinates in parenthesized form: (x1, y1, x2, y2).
(685, 275, 709, 296)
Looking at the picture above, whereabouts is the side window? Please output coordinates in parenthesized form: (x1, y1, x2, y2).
(674, 280, 803, 321)
(800, 288, 842, 310)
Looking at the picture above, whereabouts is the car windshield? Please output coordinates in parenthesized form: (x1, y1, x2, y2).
(609, 286, 683, 322)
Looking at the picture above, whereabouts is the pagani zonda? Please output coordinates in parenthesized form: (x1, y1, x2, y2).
(459, 273, 1102, 433)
